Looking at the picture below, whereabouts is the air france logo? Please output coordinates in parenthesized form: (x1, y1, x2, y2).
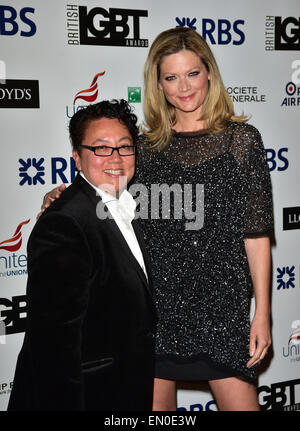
(282, 60, 300, 106)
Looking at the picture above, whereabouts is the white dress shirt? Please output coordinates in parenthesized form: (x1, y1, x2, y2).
(80, 172, 148, 279)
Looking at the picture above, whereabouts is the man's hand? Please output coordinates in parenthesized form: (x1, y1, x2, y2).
(36, 184, 66, 219)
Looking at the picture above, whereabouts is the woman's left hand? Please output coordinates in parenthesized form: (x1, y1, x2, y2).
(246, 312, 271, 368)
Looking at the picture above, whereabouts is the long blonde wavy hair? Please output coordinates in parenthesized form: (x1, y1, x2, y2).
(142, 27, 247, 150)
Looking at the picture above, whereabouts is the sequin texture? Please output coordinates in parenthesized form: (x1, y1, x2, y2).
(134, 121, 274, 383)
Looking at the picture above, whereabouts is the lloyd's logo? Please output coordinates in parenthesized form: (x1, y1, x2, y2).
(283, 206, 300, 230)
(0, 79, 39, 108)
(66, 72, 105, 118)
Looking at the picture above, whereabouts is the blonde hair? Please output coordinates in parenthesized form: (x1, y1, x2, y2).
(142, 27, 247, 150)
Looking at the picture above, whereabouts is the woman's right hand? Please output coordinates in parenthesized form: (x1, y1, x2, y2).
(37, 183, 66, 219)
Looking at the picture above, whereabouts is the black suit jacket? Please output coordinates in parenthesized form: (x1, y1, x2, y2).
(8, 174, 156, 411)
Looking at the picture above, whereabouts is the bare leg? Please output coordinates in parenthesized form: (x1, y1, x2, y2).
(209, 377, 260, 411)
(152, 378, 177, 411)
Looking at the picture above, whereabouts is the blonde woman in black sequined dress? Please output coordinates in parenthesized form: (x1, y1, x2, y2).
(136, 27, 273, 411)
(41, 28, 273, 411)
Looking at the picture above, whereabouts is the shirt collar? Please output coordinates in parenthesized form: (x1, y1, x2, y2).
(79, 171, 136, 223)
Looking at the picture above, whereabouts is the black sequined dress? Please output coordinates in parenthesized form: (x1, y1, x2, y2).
(134, 122, 273, 384)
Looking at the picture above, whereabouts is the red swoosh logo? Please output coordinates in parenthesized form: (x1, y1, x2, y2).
(73, 72, 105, 104)
(288, 329, 300, 344)
(0, 219, 30, 252)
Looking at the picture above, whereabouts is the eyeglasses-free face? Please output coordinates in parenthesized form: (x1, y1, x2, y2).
(158, 50, 210, 128)
(72, 117, 135, 197)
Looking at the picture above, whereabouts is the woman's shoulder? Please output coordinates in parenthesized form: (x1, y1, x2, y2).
(227, 121, 261, 138)
(227, 121, 264, 154)
(135, 134, 160, 174)
(136, 134, 161, 157)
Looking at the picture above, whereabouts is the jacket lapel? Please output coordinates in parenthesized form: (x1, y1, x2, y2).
(75, 174, 151, 291)
(132, 219, 153, 291)
(103, 215, 150, 292)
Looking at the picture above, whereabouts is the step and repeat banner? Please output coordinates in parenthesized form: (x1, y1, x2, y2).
(0, 0, 299, 411)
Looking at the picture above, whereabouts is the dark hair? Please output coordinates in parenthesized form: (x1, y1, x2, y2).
(69, 99, 139, 152)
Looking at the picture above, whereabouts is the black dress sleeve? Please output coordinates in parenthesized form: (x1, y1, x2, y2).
(243, 125, 274, 237)
(231, 123, 274, 238)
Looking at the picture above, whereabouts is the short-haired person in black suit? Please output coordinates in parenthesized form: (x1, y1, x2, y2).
(8, 100, 156, 411)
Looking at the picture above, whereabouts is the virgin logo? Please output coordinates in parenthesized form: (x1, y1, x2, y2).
(0, 220, 30, 252)
(73, 72, 105, 104)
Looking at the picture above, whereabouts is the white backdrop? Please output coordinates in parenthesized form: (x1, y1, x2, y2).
(0, 0, 299, 411)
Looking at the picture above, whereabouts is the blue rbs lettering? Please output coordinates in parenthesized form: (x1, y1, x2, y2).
(265, 148, 289, 172)
(0, 6, 36, 37)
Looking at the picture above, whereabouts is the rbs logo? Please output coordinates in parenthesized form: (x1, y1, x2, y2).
(0, 5, 36, 37)
(176, 17, 245, 45)
(265, 148, 289, 172)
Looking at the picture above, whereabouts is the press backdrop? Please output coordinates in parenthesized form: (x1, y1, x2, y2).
(0, 0, 299, 411)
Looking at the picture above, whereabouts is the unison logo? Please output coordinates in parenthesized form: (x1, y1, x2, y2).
(282, 320, 300, 365)
(0, 220, 30, 278)
(66, 72, 105, 118)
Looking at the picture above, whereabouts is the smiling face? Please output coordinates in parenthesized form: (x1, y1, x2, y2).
(158, 49, 210, 119)
(73, 117, 135, 197)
